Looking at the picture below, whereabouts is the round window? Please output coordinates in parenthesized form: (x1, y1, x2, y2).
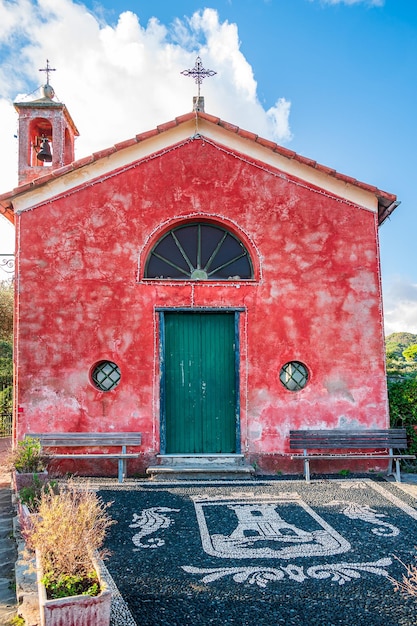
(279, 361, 309, 391)
(91, 361, 121, 391)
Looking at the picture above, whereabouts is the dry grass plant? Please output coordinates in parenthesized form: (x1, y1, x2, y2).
(25, 480, 115, 593)
(391, 557, 417, 598)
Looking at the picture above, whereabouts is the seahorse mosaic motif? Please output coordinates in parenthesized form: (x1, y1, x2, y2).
(331, 501, 399, 536)
(130, 507, 180, 550)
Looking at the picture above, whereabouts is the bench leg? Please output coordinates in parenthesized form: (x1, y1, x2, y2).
(118, 446, 127, 483)
(118, 459, 123, 483)
(388, 450, 402, 483)
(395, 458, 401, 483)
(388, 453, 393, 478)
(303, 456, 310, 484)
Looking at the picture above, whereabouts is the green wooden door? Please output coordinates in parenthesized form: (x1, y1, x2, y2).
(163, 312, 238, 454)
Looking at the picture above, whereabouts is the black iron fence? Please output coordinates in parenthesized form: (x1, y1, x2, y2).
(0, 375, 12, 437)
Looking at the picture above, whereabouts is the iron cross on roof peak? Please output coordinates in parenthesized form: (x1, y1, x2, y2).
(181, 56, 217, 99)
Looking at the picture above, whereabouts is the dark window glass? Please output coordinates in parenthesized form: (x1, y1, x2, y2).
(145, 223, 253, 280)
(91, 361, 121, 391)
(279, 361, 309, 391)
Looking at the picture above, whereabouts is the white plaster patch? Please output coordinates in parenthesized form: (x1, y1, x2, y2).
(348, 271, 377, 295)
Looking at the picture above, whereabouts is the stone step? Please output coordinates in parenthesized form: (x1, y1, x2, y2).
(155, 454, 246, 466)
(146, 455, 255, 480)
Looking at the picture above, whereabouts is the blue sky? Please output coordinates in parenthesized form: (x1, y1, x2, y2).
(0, 0, 416, 334)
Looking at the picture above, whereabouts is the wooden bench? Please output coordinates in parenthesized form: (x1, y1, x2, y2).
(25, 432, 142, 483)
(289, 429, 415, 483)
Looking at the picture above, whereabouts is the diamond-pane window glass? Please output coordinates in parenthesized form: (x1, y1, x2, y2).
(145, 223, 253, 280)
(91, 361, 121, 391)
(280, 361, 309, 391)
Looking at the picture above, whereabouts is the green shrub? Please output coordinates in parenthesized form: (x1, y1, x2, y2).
(10, 438, 48, 473)
(388, 377, 417, 461)
(42, 571, 100, 599)
(18, 475, 59, 512)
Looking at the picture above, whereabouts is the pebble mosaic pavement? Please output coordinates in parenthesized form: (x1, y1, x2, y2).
(99, 478, 417, 626)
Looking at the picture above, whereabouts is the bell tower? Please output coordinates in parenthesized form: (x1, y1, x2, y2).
(14, 61, 79, 185)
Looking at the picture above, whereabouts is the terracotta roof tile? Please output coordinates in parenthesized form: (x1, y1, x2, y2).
(238, 128, 258, 141)
(75, 155, 95, 168)
(175, 113, 196, 124)
(315, 163, 336, 176)
(157, 120, 178, 133)
(218, 120, 239, 134)
(296, 155, 317, 168)
(52, 164, 73, 177)
(199, 112, 221, 124)
(136, 128, 159, 142)
(92, 146, 117, 160)
(274, 146, 296, 159)
(114, 137, 138, 150)
(256, 136, 277, 150)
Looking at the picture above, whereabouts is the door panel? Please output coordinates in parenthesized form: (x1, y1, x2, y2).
(163, 312, 237, 453)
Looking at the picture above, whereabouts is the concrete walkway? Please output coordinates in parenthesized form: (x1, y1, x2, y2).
(0, 438, 17, 626)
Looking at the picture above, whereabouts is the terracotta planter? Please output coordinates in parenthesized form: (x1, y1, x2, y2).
(17, 501, 35, 533)
(36, 551, 112, 626)
(13, 469, 48, 491)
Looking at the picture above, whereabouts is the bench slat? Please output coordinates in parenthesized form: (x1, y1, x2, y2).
(27, 432, 142, 447)
(290, 429, 408, 450)
(51, 454, 140, 459)
(291, 454, 415, 460)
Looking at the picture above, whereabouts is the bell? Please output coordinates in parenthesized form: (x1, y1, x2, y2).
(37, 138, 52, 162)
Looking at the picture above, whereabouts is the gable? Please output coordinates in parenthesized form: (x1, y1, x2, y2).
(0, 112, 397, 225)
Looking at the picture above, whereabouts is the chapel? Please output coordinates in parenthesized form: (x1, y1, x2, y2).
(0, 60, 398, 477)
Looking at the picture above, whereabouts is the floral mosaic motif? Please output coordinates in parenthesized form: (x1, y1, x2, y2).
(330, 501, 400, 537)
(182, 557, 392, 588)
(130, 507, 180, 550)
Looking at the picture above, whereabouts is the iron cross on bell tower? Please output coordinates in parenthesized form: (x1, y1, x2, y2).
(39, 59, 56, 99)
(181, 56, 217, 112)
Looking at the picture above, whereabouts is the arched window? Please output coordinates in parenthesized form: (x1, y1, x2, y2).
(145, 223, 253, 280)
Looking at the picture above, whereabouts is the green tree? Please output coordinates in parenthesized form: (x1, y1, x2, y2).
(403, 344, 417, 363)
(386, 332, 417, 380)
(0, 281, 13, 344)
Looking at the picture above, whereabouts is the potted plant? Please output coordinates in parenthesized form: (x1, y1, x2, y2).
(24, 480, 114, 626)
(10, 437, 49, 491)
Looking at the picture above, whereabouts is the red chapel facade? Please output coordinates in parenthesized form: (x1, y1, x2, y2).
(0, 84, 398, 476)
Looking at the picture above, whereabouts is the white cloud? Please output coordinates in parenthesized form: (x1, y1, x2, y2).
(0, 1, 292, 195)
(383, 277, 417, 335)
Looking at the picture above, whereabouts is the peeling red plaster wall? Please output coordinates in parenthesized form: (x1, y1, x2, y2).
(14, 139, 388, 474)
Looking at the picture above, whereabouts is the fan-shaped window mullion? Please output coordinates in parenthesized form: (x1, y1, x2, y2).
(151, 251, 190, 277)
(207, 251, 248, 277)
(145, 223, 253, 280)
(204, 231, 228, 274)
(171, 231, 194, 273)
